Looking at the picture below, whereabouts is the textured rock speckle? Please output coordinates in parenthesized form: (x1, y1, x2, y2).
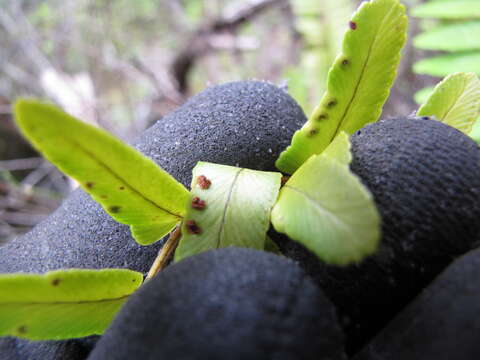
(88, 248, 346, 360)
(354, 247, 480, 360)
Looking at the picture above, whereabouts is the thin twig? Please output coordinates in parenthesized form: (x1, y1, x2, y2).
(145, 226, 182, 281)
(1, 211, 48, 226)
(171, 0, 285, 94)
(20, 161, 53, 190)
(0, 157, 43, 171)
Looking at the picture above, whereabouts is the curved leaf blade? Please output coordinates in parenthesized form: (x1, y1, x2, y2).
(14, 100, 189, 245)
(271, 153, 380, 265)
(276, 0, 407, 174)
(174, 162, 282, 262)
(413, 52, 480, 77)
(0, 269, 143, 340)
(414, 22, 480, 52)
(322, 131, 352, 165)
(414, 86, 435, 105)
(412, 1, 480, 19)
(418, 73, 480, 134)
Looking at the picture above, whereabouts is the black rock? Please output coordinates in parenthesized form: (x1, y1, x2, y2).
(10, 337, 99, 360)
(0, 337, 17, 360)
(275, 117, 480, 354)
(88, 248, 346, 360)
(0, 81, 306, 359)
(354, 247, 480, 360)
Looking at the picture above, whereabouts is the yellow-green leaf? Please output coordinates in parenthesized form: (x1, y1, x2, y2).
(413, 22, 480, 52)
(322, 131, 352, 165)
(413, 52, 480, 77)
(414, 86, 435, 105)
(276, 0, 407, 174)
(271, 152, 380, 265)
(174, 162, 282, 262)
(14, 100, 189, 245)
(418, 73, 480, 134)
(412, 1, 480, 19)
(0, 269, 143, 340)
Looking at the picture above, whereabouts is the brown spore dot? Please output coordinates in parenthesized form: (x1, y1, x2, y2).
(17, 325, 27, 334)
(86, 182, 94, 189)
(197, 175, 212, 190)
(317, 114, 328, 121)
(308, 128, 318, 137)
(186, 220, 202, 235)
(341, 58, 350, 66)
(100, 195, 108, 199)
(349, 21, 357, 30)
(327, 99, 337, 108)
(191, 197, 206, 210)
(109, 206, 121, 214)
(51, 278, 61, 286)
(119, 186, 125, 190)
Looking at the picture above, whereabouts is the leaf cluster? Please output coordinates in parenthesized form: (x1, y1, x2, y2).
(412, 0, 480, 103)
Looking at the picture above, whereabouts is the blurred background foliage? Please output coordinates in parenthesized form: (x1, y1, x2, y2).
(0, 0, 477, 243)
(412, 0, 480, 103)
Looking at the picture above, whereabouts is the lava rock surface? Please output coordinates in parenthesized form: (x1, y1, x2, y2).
(275, 117, 480, 354)
(354, 247, 480, 360)
(11, 337, 98, 360)
(0, 81, 306, 359)
(88, 248, 346, 360)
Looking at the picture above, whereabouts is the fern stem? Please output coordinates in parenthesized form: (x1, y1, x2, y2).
(145, 226, 182, 280)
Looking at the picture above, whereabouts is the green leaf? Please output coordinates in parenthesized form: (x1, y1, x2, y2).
(174, 162, 282, 262)
(414, 86, 435, 105)
(412, 1, 480, 19)
(414, 22, 480, 52)
(418, 73, 480, 134)
(271, 152, 380, 265)
(276, 0, 407, 174)
(413, 52, 480, 77)
(14, 100, 189, 245)
(0, 269, 143, 340)
(322, 131, 352, 165)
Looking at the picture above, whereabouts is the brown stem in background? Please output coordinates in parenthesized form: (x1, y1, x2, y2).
(145, 226, 182, 280)
(171, 0, 286, 94)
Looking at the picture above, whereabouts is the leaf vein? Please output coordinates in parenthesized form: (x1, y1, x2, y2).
(284, 185, 352, 234)
(442, 82, 468, 122)
(0, 294, 130, 307)
(72, 139, 182, 219)
(330, 5, 397, 141)
(216, 168, 244, 248)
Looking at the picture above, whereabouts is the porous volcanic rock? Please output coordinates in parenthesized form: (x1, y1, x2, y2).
(89, 248, 346, 360)
(354, 247, 480, 360)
